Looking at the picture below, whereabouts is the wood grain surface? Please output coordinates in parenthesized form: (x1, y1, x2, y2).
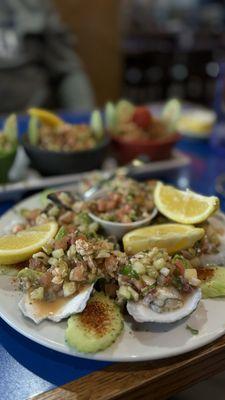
(33, 334, 225, 400)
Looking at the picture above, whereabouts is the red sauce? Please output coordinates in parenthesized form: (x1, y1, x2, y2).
(197, 268, 215, 281)
(80, 299, 111, 337)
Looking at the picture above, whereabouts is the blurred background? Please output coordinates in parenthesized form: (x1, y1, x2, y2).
(1, 0, 225, 113)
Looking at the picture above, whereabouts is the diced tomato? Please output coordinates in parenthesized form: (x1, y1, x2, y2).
(175, 260, 185, 276)
(54, 236, 69, 250)
(132, 106, 152, 130)
(97, 199, 107, 212)
(122, 204, 132, 213)
(182, 281, 192, 293)
(164, 276, 172, 285)
(39, 272, 52, 288)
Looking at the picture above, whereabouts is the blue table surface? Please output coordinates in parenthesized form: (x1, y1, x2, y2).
(1, 115, 225, 400)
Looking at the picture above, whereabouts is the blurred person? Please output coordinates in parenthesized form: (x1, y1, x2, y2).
(0, 0, 95, 113)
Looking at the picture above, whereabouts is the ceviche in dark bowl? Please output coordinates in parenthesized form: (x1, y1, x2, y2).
(105, 99, 181, 163)
(22, 108, 110, 176)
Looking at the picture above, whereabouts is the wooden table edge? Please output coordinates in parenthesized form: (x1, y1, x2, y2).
(32, 333, 225, 400)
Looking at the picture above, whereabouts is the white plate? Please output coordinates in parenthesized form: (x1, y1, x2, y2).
(0, 194, 225, 362)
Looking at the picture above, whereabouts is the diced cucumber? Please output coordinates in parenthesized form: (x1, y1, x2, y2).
(132, 261, 146, 275)
(63, 281, 76, 297)
(184, 268, 197, 281)
(117, 285, 131, 300)
(17, 267, 43, 282)
(30, 287, 44, 301)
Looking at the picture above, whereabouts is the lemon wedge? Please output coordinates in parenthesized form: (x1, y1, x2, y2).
(177, 110, 216, 136)
(0, 222, 58, 264)
(123, 223, 205, 255)
(154, 182, 219, 224)
(28, 108, 64, 127)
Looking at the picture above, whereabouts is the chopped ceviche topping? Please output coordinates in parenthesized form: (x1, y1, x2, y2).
(115, 117, 171, 141)
(20, 192, 98, 236)
(7, 179, 221, 318)
(37, 123, 101, 152)
(13, 179, 221, 312)
(17, 230, 127, 302)
(89, 177, 156, 223)
(107, 101, 177, 140)
(117, 248, 201, 311)
(178, 221, 221, 266)
(17, 222, 200, 313)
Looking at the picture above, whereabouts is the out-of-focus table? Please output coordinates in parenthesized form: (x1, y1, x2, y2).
(1, 118, 225, 400)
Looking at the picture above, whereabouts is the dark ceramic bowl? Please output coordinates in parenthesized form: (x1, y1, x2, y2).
(21, 134, 110, 176)
(111, 132, 181, 164)
(0, 148, 17, 183)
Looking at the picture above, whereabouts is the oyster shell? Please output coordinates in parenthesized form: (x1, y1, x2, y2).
(127, 287, 201, 323)
(19, 284, 94, 324)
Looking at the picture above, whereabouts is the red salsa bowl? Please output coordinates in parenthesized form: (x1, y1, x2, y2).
(111, 132, 181, 164)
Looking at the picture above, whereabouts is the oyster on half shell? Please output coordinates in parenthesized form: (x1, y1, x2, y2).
(127, 286, 201, 323)
(19, 284, 94, 324)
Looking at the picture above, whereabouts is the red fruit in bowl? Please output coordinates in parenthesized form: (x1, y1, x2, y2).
(132, 106, 152, 130)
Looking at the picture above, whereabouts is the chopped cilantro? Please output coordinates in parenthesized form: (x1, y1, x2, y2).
(172, 276, 183, 291)
(186, 325, 199, 335)
(120, 264, 139, 279)
(55, 226, 67, 240)
(79, 212, 91, 224)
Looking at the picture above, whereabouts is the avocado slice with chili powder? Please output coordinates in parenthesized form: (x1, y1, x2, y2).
(66, 292, 123, 353)
(198, 266, 225, 298)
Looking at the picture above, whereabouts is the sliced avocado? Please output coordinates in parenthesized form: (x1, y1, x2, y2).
(28, 115, 39, 145)
(66, 291, 123, 353)
(17, 267, 43, 282)
(198, 266, 225, 298)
